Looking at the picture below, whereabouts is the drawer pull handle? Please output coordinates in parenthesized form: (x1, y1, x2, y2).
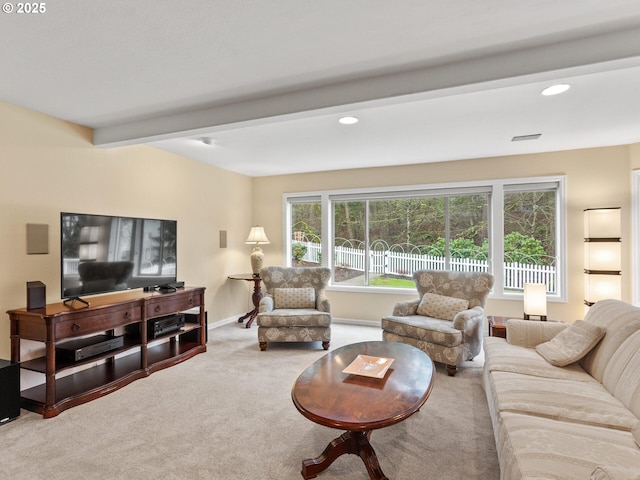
(188, 298, 194, 305)
(72, 322, 81, 332)
(123, 311, 130, 319)
(155, 305, 162, 313)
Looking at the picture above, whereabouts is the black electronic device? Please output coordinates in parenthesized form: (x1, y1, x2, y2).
(60, 212, 177, 300)
(56, 334, 124, 362)
(126, 314, 186, 339)
(26, 281, 46, 310)
(150, 314, 185, 337)
(0, 359, 20, 425)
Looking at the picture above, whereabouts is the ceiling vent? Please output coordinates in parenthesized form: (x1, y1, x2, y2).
(511, 133, 542, 142)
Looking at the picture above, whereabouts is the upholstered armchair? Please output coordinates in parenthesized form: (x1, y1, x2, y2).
(381, 270, 494, 376)
(257, 266, 332, 351)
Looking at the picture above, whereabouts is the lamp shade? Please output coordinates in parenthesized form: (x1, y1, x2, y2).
(245, 226, 270, 245)
(523, 283, 547, 319)
(585, 273, 621, 304)
(584, 208, 621, 239)
(584, 242, 621, 272)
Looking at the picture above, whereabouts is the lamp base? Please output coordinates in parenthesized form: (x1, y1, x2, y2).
(250, 246, 264, 276)
(524, 313, 547, 321)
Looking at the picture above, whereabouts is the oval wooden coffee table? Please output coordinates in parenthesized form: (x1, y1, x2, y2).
(291, 341, 435, 480)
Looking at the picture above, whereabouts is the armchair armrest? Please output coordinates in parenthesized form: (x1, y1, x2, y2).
(392, 299, 420, 316)
(317, 294, 331, 313)
(259, 294, 274, 313)
(452, 306, 484, 331)
(506, 319, 568, 348)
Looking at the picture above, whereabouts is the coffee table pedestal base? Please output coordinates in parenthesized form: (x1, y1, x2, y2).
(301, 430, 388, 480)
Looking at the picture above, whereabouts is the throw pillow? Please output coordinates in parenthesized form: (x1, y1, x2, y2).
(416, 292, 469, 321)
(273, 287, 316, 309)
(536, 320, 605, 367)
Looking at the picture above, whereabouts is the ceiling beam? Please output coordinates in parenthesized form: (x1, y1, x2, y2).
(94, 25, 640, 147)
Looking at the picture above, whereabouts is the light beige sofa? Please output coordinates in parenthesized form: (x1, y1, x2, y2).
(483, 299, 640, 480)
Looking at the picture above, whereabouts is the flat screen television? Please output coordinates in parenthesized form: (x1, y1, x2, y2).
(60, 212, 177, 300)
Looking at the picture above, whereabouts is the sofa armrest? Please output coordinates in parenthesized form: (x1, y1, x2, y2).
(506, 319, 569, 348)
(392, 299, 420, 316)
(317, 294, 331, 313)
(452, 306, 484, 330)
(259, 294, 274, 313)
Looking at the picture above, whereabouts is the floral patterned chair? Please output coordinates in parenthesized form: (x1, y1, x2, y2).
(257, 266, 332, 351)
(381, 270, 494, 376)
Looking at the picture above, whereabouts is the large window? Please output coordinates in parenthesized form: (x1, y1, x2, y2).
(285, 177, 565, 298)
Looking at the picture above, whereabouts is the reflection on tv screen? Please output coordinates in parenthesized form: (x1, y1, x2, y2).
(60, 213, 177, 298)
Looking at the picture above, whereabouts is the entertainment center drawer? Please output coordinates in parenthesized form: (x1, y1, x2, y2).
(147, 292, 200, 318)
(55, 304, 143, 339)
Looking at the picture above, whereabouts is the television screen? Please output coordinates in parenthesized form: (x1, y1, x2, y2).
(60, 212, 177, 299)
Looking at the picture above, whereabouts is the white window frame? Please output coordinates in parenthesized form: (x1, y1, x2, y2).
(283, 175, 566, 301)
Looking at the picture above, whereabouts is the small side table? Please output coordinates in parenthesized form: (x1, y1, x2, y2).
(228, 274, 263, 328)
(487, 315, 509, 339)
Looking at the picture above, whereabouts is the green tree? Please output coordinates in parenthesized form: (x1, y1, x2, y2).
(504, 232, 547, 265)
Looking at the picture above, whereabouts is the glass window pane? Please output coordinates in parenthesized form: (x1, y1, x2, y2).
(504, 190, 557, 293)
(333, 201, 366, 286)
(291, 201, 322, 266)
(448, 194, 490, 272)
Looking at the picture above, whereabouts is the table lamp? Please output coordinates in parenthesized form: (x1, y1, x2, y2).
(245, 226, 270, 276)
(523, 283, 547, 321)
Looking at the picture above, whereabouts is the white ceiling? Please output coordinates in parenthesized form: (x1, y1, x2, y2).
(3, 0, 640, 177)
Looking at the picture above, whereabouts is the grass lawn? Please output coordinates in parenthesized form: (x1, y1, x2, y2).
(369, 276, 414, 288)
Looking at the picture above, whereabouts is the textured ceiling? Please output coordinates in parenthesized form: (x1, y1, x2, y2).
(2, 0, 640, 176)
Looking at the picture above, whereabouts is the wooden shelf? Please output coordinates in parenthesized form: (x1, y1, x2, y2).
(8, 287, 207, 418)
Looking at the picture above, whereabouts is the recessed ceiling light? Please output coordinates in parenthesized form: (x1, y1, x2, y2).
(338, 116, 359, 125)
(541, 84, 570, 96)
(199, 137, 215, 145)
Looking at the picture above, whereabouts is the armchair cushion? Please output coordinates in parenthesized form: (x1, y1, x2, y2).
(536, 320, 606, 367)
(273, 287, 316, 309)
(416, 292, 469, 320)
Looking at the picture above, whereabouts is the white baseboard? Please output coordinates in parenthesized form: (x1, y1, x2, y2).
(210, 314, 380, 329)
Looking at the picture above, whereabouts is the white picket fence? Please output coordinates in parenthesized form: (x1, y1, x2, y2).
(294, 240, 556, 292)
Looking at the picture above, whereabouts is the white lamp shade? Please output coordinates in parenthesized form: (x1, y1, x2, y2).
(245, 226, 270, 245)
(584, 208, 621, 238)
(523, 283, 547, 317)
(585, 273, 621, 303)
(584, 242, 621, 271)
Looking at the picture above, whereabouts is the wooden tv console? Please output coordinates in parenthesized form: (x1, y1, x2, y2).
(7, 287, 206, 418)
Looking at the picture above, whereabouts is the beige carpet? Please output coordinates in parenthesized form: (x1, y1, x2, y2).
(0, 323, 499, 480)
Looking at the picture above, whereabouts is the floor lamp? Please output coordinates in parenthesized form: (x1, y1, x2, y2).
(584, 207, 621, 307)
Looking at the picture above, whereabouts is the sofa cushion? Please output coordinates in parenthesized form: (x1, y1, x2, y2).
(506, 319, 569, 348)
(273, 287, 316, 309)
(496, 412, 640, 480)
(382, 315, 462, 347)
(416, 292, 469, 320)
(634, 423, 640, 449)
(536, 320, 605, 367)
(484, 337, 595, 382)
(489, 371, 638, 431)
(602, 330, 640, 420)
(580, 299, 640, 382)
(256, 309, 331, 327)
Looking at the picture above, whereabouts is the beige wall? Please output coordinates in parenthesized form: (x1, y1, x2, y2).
(2, 98, 638, 359)
(253, 144, 634, 324)
(0, 101, 254, 359)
